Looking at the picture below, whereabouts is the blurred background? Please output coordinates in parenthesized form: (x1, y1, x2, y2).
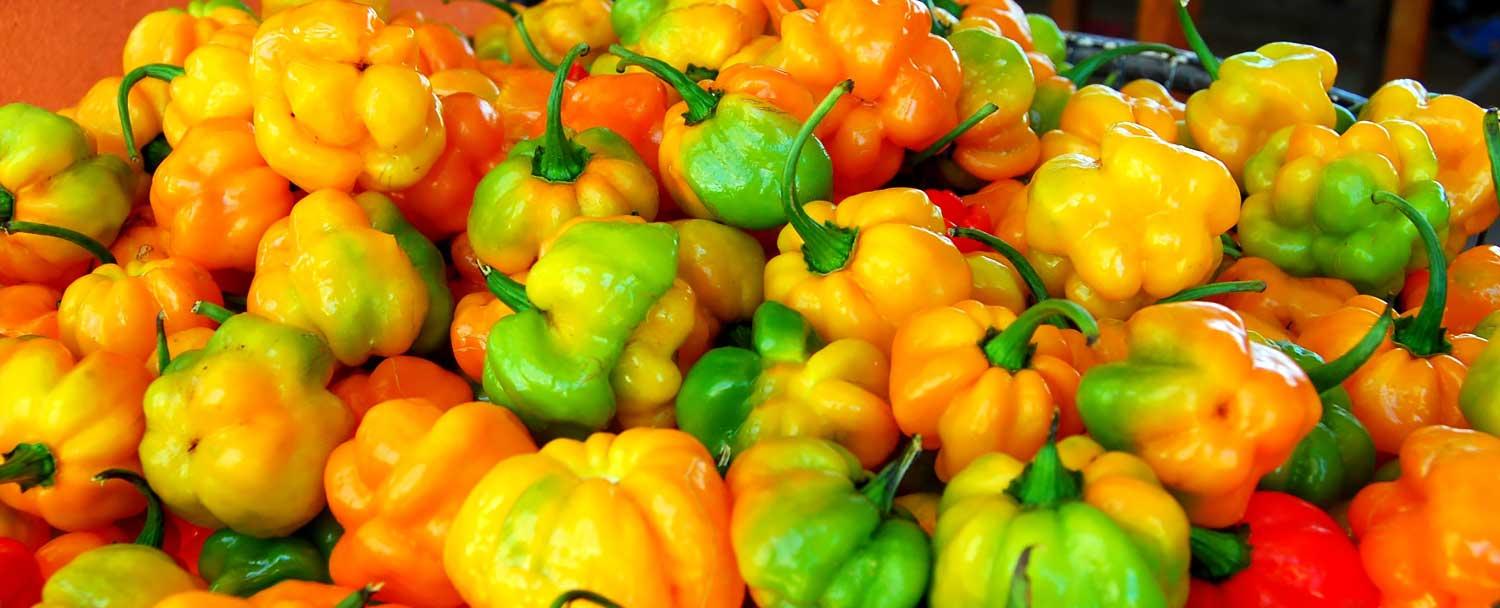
(1, 0, 1498, 108)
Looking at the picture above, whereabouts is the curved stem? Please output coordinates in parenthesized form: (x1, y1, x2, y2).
(860, 436, 923, 513)
(609, 45, 721, 125)
(1176, 1, 1219, 80)
(1304, 304, 1392, 393)
(1158, 280, 1266, 303)
(1374, 191, 1449, 356)
(983, 300, 1099, 372)
(0, 443, 57, 491)
(1220, 234, 1242, 259)
(1061, 43, 1178, 87)
(533, 44, 591, 182)
(481, 263, 535, 313)
(118, 64, 185, 162)
(333, 584, 383, 608)
(155, 312, 171, 372)
(0, 188, 116, 266)
(192, 300, 235, 324)
(1485, 109, 1499, 212)
(1189, 526, 1252, 582)
(514, 16, 558, 72)
(911, 103, 998, 165)
(784, 81, 858, 275)
(94, 469, 163, 548)
(550, 590, 624, 608)
(1004, 419, 1081, 508)
(951, 227, 1049, 305)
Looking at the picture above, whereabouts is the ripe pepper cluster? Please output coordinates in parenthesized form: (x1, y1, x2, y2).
(2, 0, 1500, 606)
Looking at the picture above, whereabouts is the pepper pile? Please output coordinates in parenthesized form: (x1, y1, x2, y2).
(4, 0, 1500, 606)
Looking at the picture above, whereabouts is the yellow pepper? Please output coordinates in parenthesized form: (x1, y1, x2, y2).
(500, 0, 616, 71)
(59, 76, 169, 171)
(1039, 83, 1180, 163)
(121, 0, 258, 73)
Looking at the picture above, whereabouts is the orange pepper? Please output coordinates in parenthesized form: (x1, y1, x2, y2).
(57, 257, 223, 362)
(1401, 245, 1500, 336)
(0, 284, 60, 340)
(324, 399, 535, 606)
(157, 581, 412, 608)
(34, 525, 131, 579)
(890, 298, 1099, 480)
(392, 93, 508, 240)
(390, 10, 481, 74)
(479, 60, 555, 145)
(1348, 425, 1500, 607)
(449, 276, 522, 381)
(121, 1, 256, 73)
(109, 222, 172, 266)
(562, 73, 672, 177)
(150, 118, 295, 273)
(331, 356, 474, 421)
(1208, 256, 1359, 342)
(446, 233, 488, 298)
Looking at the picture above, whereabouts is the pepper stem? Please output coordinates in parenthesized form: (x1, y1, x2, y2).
(1158, 280, 1267, 303)
(0, 186, 117, 266)
(785, 81, 858, 275)
(1060, 43, 1178, 87)
(1486, 109, 1500, 222)
(1304, 304, 1393, 392)
(192, 300, 235, 324)
(532, 44, 591, 183)
(982, 300, 1099, 372)
(156, 312, 172, 372)
(1220, 234, 1242, 259)
(1188, 526, 1252, 582)
(910, 103, 998, 165)
(333, 584, 383, 608)
(480, 263, 535, 313)
(1374, 191, 1450, 356)
(0, 443, 57, 491)
(94, 469, 164, 548)
(1004, 419, 1082, 508)
(514, 16, 559, 72)
(1175, 1, 1219, 80)
(860, 436, 923, 513)
(549, 590, 624, 608)
(951, 227, 1049, 304)
(118, 64, 185, 162)
(609, 45, 722, 125)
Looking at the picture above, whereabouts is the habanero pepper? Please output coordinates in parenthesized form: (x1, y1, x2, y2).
(331, 356, 474, 421)
(57, 255, 223, 362)
(1039, 83, 1181, 162)
(449, 275, 520, 381)
(121, 0, 256, 72)
(63, 74, 170, 171)
(616, 0, 768, 73)
(198, 523, 334, 596)
(0, 284, 61, 339)
(156, 581, 401, 608)
(943, 25, 1039, 181)
(1461, 336, 1500, 436)
(116, 17, 257, 158)
(561, 72, 671, 177)
(1401, 244, 1500, 335)
(1208, 256, 1358, 342)
(392, 92, 508, 240)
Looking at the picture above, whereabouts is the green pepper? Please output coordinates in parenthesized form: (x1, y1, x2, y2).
(198, 510, 342, 597)
(481, 219, 679, 438)
(726, 437, 930, 608)
(1257, 308, 1390, 507)
(609, 45, 833, 230)
(1460, 336, 1500, 436)
(1025, 13, 1068, 68)
(355, 192, 453, 355)
(678, 301, 898, 470)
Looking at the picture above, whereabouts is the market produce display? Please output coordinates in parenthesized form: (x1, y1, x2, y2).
(4, 0, 1500, 605)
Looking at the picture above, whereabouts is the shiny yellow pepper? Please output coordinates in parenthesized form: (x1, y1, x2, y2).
(1039, 83, 1180, 163)
(615, 0, 768, 72)
(499, 0, 616, 71)
(121, 0, 258, 73)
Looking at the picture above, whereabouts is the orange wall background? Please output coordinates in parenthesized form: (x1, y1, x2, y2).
(0, 0, 499, 109)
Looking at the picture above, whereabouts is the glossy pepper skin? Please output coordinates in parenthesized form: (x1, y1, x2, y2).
(58, 257, 223, 361)
(392, 92, 507, 241)
(199, 526, 331, 596)
(1208, 257, 1358, 342)
(931, 183, 1034, 309)
(0, 284, 61, 339)
(331, 356, 474, 421)
(727, 437, 929, 608)
(931, 434, 1191, 607)
(0, 337, 152, 531)
(618, 0, 767, 72)
(468, 46, 659, 275)
(249, 0, 446, 192)
(249, 190, 451, 366)
(946, 27, 1039, 181)
(1239, 120, 1450, 294)
(495, 0, 616, 71)
(561, 72, 671, 178)
(66, 74, 169, 169)
(613, 46, 833, 230)
(672, 218, 766, 327)
(1027, 123, 1240, 320)
(155, 21, 257, 148)
(156, 581, 405, 608)
(679, 301, 898, 468)
(1040, 84, 1180, 163)
(0, 104, 135, 287)
(1185, 42, 1338, 180)
(121, 0, 256, 72)
(324, 399, 535, 606)
(141, 308, 354, 538)
(1185, 492, 1379, 608)
(1078, 302, 1322, 527)
(0, 537, 44, 607)
(1361, 80, 1497, 243)
(1461, 338, 1500, 436)
(450, 288, 517, 381)
(444, 428, 744, 608)
(1348, 426, 1500, 607)
(1402, 245, 1500, 335)
(150, 118, 294, 273)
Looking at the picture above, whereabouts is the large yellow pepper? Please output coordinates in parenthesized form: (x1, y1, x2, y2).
(250, 0, 446, 192)
(121, 0, 258, 73)
(123, 20, 257, 150)
(498, 0, 616, 71)
(616, 0, 768, 72)
(1026, 122, 1240, 320)
(1039, 83, 1180, 163)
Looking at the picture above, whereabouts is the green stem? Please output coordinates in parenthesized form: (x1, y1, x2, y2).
(911, 103, 998, 165)
(1, 186, 116, 266)
(481, 264, 535, 313)
(514, 16, 559, 72)
(923, 0, 951, 36)
(192, 300, 235, 324)
(1188, 526, 1252, 582)
(1304, 304, 1392, 393)
(1004, 419, 1081, 508)
(1176, 1, 1218, 80)
(0, 443, 57, 491)
(785, 81, 858, 275)
(683, 64, 719, 82)
(609, 45, 722, 125)
(860, 436, 923, 513)
(333, 584, 382, 608)
(951, 227, 1049, 305)
(118, 64, 185, 162)
(1374, 191, 1449, 356)
(1158, 280, 1266, 303)
(533, 44, 591, 182)
(155, 312, 171, 372)
(1485, 108, 1499, 212)
(1061, 43, 1178, 87)
(1221, 234, 1242, 259)
(94, 469, 163, 548)
(982, 300, 1099, 372)
(550, 590, 624, 608)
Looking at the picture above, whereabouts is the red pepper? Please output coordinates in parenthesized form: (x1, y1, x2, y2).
(1186, 492, 1378, 608)
(926, 188, 993, 253)
(162, 514, 212, 575)
(0, 538, 44, 607)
